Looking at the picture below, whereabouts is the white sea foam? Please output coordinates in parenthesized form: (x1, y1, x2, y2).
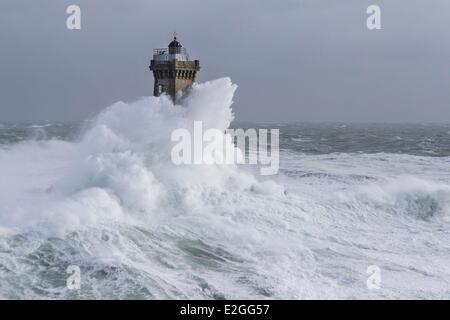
(0, 78, 273, 233)
(0, 78, 450, 299)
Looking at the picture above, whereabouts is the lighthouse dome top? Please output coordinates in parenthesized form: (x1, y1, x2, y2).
(152, 36, 189, 62)
(168, 37, 182, 48)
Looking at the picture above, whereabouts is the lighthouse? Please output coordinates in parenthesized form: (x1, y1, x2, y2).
(149, 36, 200, 102)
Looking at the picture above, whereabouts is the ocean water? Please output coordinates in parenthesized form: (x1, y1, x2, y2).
(1, 78, 450, 299)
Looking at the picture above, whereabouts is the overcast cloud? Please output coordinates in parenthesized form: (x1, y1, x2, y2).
(0, 0, 449, 122)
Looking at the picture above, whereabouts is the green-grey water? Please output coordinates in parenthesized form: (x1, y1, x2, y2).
(0, 84, 450, 299)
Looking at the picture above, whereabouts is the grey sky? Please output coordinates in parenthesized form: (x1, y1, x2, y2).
(1, 0, 449, 122)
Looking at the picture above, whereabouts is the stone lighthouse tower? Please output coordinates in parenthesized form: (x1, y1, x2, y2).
(149, 36, 200, 102)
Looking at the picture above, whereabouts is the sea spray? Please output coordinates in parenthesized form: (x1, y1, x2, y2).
(0, 80, 450, 299)
(0, 77, 283, 234)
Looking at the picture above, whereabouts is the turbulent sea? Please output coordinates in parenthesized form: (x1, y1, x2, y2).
(1, 78, 450, 299)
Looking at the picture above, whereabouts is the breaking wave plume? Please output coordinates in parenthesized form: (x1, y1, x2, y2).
(1, 78, 450, 299)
